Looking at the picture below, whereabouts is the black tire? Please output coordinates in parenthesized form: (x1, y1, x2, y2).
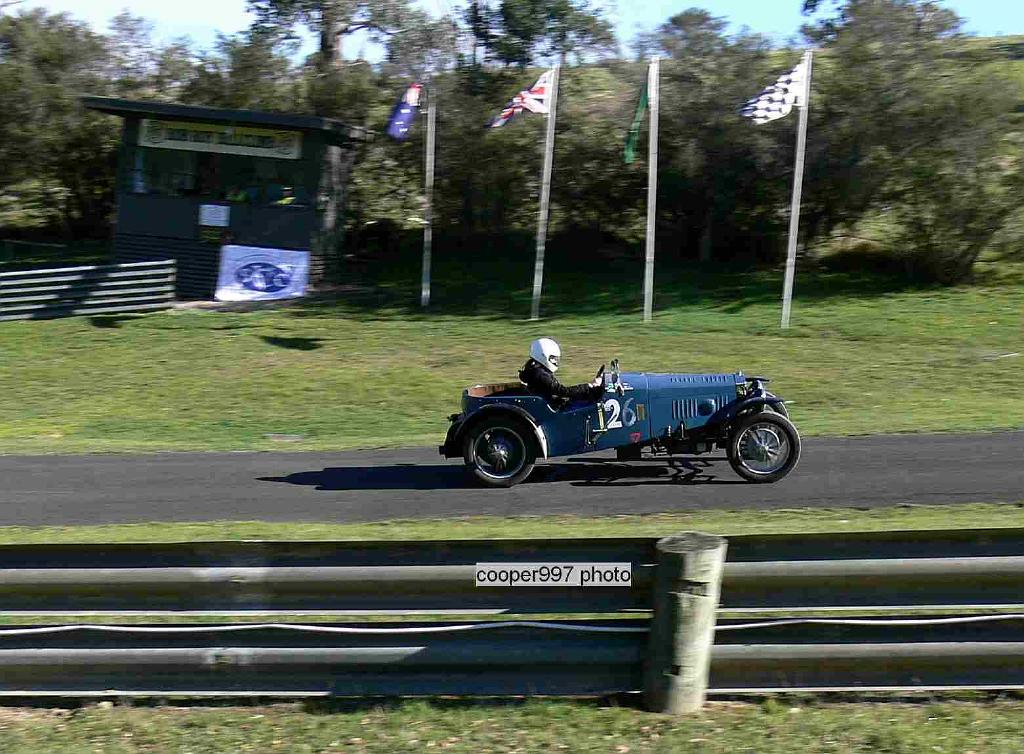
(727, 411, 801, 483)
(462, 416, 537, 488)
(765, 401, 790, 419)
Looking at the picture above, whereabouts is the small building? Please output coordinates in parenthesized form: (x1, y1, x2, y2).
(83, 96, 371, 299)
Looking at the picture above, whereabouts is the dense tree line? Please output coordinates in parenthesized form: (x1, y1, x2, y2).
(0, 0, 1021, 283)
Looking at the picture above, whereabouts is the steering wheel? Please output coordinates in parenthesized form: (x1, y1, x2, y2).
(595, 364, 606, 379)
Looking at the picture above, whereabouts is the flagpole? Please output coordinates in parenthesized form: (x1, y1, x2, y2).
(780, 49, 812, 329)
(421, 82, 437, 309)
(642, 56, 660, 323)
(530, 64, 560, 321)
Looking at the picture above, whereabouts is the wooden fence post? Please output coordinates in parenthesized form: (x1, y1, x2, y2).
(643, 532, 728, 714)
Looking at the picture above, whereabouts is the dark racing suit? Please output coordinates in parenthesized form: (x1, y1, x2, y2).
(519, 359, 604, 403)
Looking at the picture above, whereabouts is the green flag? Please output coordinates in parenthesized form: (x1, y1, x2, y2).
(624, 79, 649, 164)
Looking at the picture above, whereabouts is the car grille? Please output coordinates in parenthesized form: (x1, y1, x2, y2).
(671, 394, 733, 421)
(667, 374, 734, 384)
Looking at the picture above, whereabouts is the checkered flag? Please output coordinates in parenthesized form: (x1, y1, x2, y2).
(740, 56, 809, 125)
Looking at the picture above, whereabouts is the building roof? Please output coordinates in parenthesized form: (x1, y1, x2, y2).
(82, 96, 373, 144)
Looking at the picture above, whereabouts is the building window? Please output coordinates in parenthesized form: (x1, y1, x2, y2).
(126, 147, 310, 206)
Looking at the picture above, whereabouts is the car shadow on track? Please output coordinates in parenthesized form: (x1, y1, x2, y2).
(556, 457, 746, 487)
(257, 464, 474, 491)
(257, 457, 745, 491)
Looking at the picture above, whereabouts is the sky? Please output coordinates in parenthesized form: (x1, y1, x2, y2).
(17, 0, 1024, 56)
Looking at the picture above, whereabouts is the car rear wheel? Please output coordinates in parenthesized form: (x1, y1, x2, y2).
(727, 412, 801, 483)
(463, 417, 537, 488)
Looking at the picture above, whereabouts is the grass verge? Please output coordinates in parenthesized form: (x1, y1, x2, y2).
(3, 697, 1024, 753)
(0, 258, 1021, 454)
(1, 502, 1022, 545)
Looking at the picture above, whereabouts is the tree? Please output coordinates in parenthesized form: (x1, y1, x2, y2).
(183, 28, 301, 111)
(632, 10, 783, 262)
(247, 0, 432, 108)
(636, 9, 728, 60)
(543, 0, 615, 62)
(105, 12, 159, 97)
(467, 0, 615, 68)
(0, 9, 115, 236)
(150, 39, 198, 102)
(802, 0, 1021, 281)
(382, 15, 456, 81)
(549, 63, 646, 242)
(464, 0, 493, 67)
(801, 0, 838, 13)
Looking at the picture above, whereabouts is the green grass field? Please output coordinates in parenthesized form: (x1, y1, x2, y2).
(1, 502, 1022, 545)
(0, 252, 1021, 454)
(2, 697, 1024, 753)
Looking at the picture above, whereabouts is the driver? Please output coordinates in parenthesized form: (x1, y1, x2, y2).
(520, 338, 604, 403)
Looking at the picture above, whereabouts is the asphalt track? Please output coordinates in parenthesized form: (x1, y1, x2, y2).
(0, 431, 1021, 526)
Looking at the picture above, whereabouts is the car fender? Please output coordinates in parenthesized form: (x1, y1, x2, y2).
(456, 403, 549, 459)
(730, 395, 787, 418)
(708, 395, 787, 426)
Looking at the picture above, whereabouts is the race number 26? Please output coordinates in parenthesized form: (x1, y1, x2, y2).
(602, 398, 636, 429)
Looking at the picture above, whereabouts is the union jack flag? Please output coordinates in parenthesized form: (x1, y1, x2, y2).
(489, 69, 555, 128)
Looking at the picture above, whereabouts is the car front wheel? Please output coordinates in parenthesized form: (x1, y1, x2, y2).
(463, 417, 537, 488)
(727, 412, 801, 483)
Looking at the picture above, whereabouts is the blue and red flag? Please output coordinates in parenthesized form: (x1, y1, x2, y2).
(488, 69, 554, 128)
(386, 83, 424, 141)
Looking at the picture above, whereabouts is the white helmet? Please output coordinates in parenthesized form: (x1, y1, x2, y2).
(530, 337, 561, 373)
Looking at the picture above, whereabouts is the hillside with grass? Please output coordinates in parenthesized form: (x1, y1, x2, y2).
(2, 5, 1023, 455)
(1, 249, 1020, 454)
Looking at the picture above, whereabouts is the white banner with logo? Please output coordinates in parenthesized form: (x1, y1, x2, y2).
(140, 119, 302, 159)
(215, 245, 309, 302)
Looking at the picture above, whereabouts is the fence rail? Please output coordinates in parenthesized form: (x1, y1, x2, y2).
(4, 615, 1024, 696)
(0, 259, 175, 320)
(3, 528, 1022, 614)
(2, 528, 1024, 698)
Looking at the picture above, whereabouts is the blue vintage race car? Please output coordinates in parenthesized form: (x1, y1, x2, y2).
(440, 360, 800, 487)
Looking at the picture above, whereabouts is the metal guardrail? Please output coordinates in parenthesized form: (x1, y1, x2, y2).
(711, 615, 1024, 692)
(3, 528, 1024, 697)
(3, 528, 1023, 614)
(4, 616, 1024, 696)
(0, 538, 656, 614)
(0, 620, 646, 697)
(0, 259, 175, 321)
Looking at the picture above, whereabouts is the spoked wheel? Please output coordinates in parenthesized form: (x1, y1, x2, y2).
(463, 417, 537, 488)
(727, 412, 801, 483)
